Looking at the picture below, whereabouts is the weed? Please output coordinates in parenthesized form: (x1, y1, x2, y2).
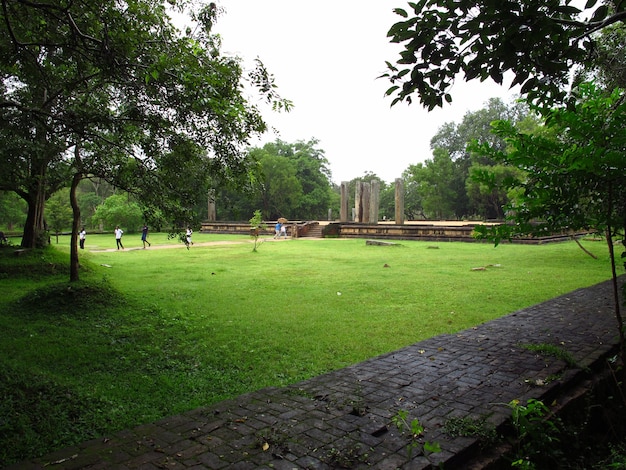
(520, 343, 578, 368)
(325, 442, 369, 468)
(392, 409, 441, 460)
(443, 415, 498, 447)
(507, 399, 563, 469)
(256, 425, 291, 456)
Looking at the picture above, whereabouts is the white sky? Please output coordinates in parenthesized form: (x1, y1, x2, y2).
(211, 1, 519, 185)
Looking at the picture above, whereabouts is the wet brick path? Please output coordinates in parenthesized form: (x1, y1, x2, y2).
(10, 278, 621, 469)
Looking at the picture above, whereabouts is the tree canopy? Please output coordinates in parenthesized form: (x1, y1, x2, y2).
(470, 83, 626, 242)
(0, 0, 289, 250)
(383, 0, 626, 109)
(218, 139, 334, 221)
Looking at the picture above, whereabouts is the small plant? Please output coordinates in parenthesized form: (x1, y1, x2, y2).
(325, 443, 369, 468)
(256, 425, 290, 456)
(249, 210, 267, 252)
(392, 409, 441, 460)
(443, 415, 498, 447)
(520, 343, 578, 368)
(507, 398, 562, 469)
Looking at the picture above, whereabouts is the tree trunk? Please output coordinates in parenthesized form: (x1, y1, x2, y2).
(605, 183, 625, 375)
(21, 161, 48, 248)
(69, 171, 82, 282)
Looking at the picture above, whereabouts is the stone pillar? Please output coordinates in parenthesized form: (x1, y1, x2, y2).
(395, 178, 404, 225)
(207, 189, 216, 222)
(369, 179, 380, 224)
(362, 182, 371, 223)
(354, 181, 363, 222)
(340, 181, 350, 222)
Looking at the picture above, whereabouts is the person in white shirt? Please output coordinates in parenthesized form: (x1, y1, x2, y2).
(79, 227, 86, 249)
(185, 226, 193, 249)
(115, 226, 124, 250)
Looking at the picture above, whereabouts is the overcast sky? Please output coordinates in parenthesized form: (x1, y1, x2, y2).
(211, 1, 519, 185)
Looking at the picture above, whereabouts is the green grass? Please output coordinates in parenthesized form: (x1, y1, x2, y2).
(0, 235, 615, 466)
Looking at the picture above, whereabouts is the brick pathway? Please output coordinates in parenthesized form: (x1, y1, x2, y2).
(10, 278, 621, 469)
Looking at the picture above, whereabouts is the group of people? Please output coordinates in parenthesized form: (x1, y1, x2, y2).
(274, 222, 288, 239)
(77, 224, 181, 251)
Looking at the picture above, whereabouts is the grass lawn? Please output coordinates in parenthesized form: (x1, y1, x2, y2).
(0, 234, 615, 465)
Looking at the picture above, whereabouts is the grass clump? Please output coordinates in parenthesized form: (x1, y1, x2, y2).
(15, 279, 122, 316)
(520, 343, 578, 368)
(0, 366, 112, 466)
(444, 415, 499, 446)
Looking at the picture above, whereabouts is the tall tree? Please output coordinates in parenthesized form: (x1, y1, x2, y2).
(470, 82, 626, 362)
(383, 0, 624, 109)
(219, 139, 333, 221)
(404, 149, 457, 219)
(427, 99, 530, 218)
(1, 0, 289, 280)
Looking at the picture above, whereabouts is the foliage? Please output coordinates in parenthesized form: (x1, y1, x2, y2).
(507, 399, 562, 469)
(0, 0, 290, 263)
(45, 189, 74, 240)
(471, 83, 626, 243)
(520, 343, 578, 369)
(404, 149, 457, 219)
(470, 82, 626, 364)
(443, 415, 498, 447)
(401, 99, 534, 220)
(383, 0, 622, 109)
(248, 209, 266, 252)
(579, 22, 626, 93)
(92, 194, 144, 232)
(0, 191, 27, 231)
(392, 409, 441, 460)
(218, 139, 334, 221)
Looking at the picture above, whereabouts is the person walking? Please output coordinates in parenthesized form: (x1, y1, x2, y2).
(141, 224, 151, 248)
(280, 223, 288, 239)
(185, 226, 193, 249)
(274, 222, 281, 239)
(115, 226, 124, 250)
(79, 227, 86, 249)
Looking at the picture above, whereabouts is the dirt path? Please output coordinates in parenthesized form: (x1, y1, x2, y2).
(88, 237, 295, 253)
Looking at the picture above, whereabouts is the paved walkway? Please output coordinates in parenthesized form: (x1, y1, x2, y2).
(11, 278, 622, 469)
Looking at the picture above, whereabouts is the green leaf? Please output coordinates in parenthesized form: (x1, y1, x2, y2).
(590, 5, 609, 22)
(393, 8, 408, 18)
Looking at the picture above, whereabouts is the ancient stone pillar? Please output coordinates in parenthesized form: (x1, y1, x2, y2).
(362, 182, 371, 223)
(340, 181, 350, 222)
(369, 179, 380, 224)
(207, 189, 216, 222)
(395, 178, 404, 225)
(354, 181, 364, 223)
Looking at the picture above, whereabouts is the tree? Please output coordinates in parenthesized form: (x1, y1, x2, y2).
(46, 188, 73, 243)
(383, 0, 624, 109)
(405, 149, 457, 219)
(469, 82, 626, 364)
(580, 22, 626, 91)
(428, 99, 530, 218)
(249, 209, 266, 252)
(217, 139, 334, 221)
(466, 163, 525, 220)
(0, 192, 27, 231)
(1, 0, 290, 281)
(92, 194, 144, 232)
(254, 151, 302, 219)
